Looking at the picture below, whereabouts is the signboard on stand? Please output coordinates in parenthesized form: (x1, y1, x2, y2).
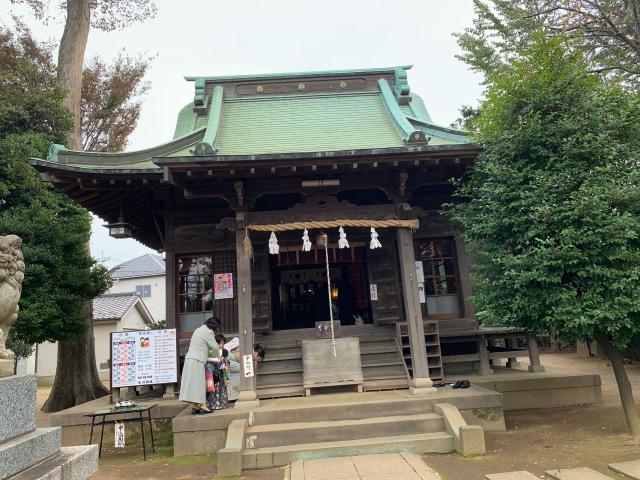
(110, 328, 178, 388)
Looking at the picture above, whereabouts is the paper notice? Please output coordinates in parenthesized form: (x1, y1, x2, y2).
(242, 354, 255, 378)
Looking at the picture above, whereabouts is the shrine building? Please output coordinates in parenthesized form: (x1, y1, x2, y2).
(30, 66, 543, 404)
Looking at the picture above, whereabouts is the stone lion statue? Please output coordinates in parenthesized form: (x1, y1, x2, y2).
(0, 235, 25, 360)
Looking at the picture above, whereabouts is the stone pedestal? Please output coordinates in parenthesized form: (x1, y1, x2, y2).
(0, 359, 13, 379)
(0, 375, 98, 480)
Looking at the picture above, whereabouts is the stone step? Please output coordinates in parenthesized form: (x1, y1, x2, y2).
(242, 432, 454, 469)
(247, 413, 444, 448)
(252, 396, 436, 426)
(609, 459, 640, 479)
(0, 427, 61, 480)
(546, 467, 615, 480)
(485, 472, 540, 480)
(11, 445, 98, 480)
(361, 352, 405, 365)
(262, 351, 302, 362)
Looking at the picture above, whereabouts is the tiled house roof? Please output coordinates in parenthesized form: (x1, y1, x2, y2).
(109, 254, 165, 280)
(93, 292, 141, 322)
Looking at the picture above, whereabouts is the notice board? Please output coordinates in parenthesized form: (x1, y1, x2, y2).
(111, 329, 178, 388)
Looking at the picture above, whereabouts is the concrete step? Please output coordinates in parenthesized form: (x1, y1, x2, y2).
(242, 432, 454, 469)
(253, 396, 436, 425)
(247, 413, 444, 448)
(0, 427, 61, 480)
(11, 445, 98, 480)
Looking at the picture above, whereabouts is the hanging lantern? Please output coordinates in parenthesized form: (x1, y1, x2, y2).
(338, 227, 349, 249)
(370, 227, 382, 250)
(268, 232, 280, 255)
(302, 228, 312, 252)
(105, 217, 133, 239)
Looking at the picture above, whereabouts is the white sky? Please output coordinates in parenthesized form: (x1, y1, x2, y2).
(1, 0, 483, 268)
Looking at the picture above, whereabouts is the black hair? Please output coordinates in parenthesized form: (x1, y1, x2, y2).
(205, 316, 221, 331)
(222, 349, 229, 359)
(215, 333, 226, 344)
(253, 343, 265, 360)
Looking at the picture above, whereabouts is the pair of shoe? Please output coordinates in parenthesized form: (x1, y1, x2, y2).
(433, 382, 446, 388)
(452, 380, 470, 389)
(191, 407, 213, 415)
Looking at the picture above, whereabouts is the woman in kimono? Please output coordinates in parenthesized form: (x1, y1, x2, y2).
(179, 317, 221, 414)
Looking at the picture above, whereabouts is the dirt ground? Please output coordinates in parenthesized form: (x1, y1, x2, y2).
(36, 352, 640, 479)
(423, 352, 640, 479)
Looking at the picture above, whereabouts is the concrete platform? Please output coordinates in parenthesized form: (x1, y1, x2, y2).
(287, 453, 440, 480)
(447, 366, 602, 411)
(485, 473, 539, 480)
(173, 385, 505, 456)
(609, 459, 640, 479)
(42, 390, 184, 446)
(546, 467, 614, 479)
(0, 427, 61, 480)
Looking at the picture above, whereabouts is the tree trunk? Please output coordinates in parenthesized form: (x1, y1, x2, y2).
(42, 320, 108, 412)
(595, 333, 640, 437)
(57, 0, 90, 150)
(43, 0, 108, 412)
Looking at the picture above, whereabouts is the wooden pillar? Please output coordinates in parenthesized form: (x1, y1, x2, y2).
(235, 213, 259, 408)
(396, 228, 434, 392)
(527, 334, 545, 372)
(477, 334, 493, 375)
(454, 238, 476, 322)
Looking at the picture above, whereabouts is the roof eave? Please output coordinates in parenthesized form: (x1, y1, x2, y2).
(184, 65, 413, 83)
(153, 143, 481, 167)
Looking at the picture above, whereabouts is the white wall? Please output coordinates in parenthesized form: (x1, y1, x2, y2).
(108, 274, 166, 322)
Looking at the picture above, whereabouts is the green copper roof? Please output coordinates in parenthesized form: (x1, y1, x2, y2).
(40, 65, 475, 170)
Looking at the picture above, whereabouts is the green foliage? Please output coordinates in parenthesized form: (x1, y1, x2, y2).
(450, 105, 482, 131)
(6, 329, 33, 360)
(447, 34, 640, 349)
(0, 25, 111, 345)
(148, 319, 166, 330)
(456, 1, 640, 88)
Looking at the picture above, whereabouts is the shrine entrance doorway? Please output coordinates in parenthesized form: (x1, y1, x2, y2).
(270, 243, 373, 331)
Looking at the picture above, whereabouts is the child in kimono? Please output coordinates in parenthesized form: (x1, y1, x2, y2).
(206, 334, 230, 410)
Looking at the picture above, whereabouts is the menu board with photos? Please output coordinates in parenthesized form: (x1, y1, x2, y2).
(111, 328, 178, 388)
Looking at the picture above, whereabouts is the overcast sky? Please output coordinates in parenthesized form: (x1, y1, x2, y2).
(1, 0, 483, 268)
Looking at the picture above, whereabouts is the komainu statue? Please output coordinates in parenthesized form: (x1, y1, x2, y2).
(0, 235, 25, 359)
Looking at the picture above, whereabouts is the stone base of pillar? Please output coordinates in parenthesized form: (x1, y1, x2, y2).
(163, 383, 177, 399)
(528, 365, 545, 373)
(234, 390, 260, 409)
(413, 377, 434, 389)
(408, 386, 438, 396)
(506, 359, 524, 369)
(234, 399, 260, 409)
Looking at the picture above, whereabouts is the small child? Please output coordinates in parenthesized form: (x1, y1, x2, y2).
(206, 334, 230, 410)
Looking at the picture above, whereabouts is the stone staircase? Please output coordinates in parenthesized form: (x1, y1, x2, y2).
(255, 325, 409, 398)
(0, 375, 98, 480)
(237, 396, 472, 470)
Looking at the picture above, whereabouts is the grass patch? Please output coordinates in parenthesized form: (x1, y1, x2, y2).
(99, 446, 217, 466)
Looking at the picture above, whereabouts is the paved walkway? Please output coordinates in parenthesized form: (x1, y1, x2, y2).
(289, 453, 440, 480)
